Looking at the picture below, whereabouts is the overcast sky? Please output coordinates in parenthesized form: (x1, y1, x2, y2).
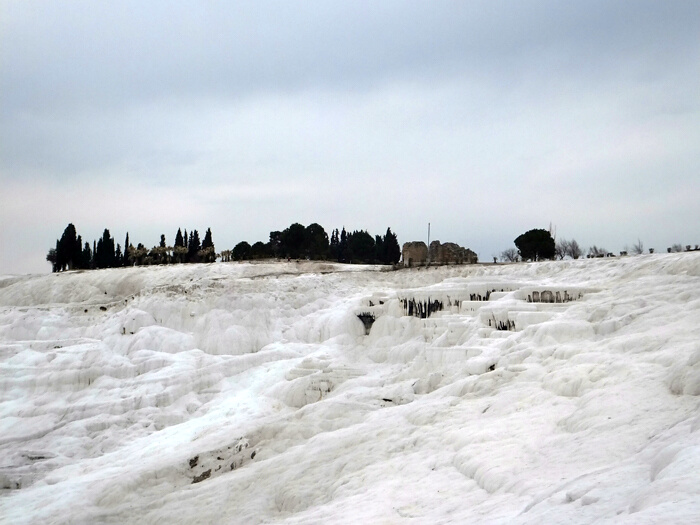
(1, 0, 698, 274)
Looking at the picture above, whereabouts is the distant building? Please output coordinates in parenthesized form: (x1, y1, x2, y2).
(401, 241, 428, 267)
(402, 240, 477, 267)
(429, 241, 478, 265)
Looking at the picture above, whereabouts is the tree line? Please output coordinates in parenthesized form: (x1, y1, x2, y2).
(46, 224, 215, 272)
(47, 222, 401, 272)
(224, 222, 401, 265)
(499, 228, 686, 263)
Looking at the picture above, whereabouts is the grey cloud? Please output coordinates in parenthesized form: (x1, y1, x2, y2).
(1, 1, 699, 274)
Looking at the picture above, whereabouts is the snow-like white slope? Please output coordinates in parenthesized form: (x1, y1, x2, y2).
(1, 255, 699, 524)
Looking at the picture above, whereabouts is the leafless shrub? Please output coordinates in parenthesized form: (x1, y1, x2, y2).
(555, 240, 568, 260)
(500, 248, 520, 262)
(632, 239, 644, 255)
(567, 240, 582, 259)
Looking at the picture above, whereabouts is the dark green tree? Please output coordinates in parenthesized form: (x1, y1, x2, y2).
(46, 241, 59, 272)
(58, 223, 81, 271)
(374, 235, 384, 264)
(338, 227, 349, 262)
(268, 231, 282, 258)
(232, 241, 251, 261)
(250, 241, 270, 259)
(47, 223, 82, 271)
(172, 228, 185, 263)
(514, 228, 556, 261)
(382, 227, 401, 264)
(348, 230, 375, 263)
(305, 223, 329, 260)
(174, 228, 184, 248)
(329, 229, 340, 261)
(200, 228, 216, 262)
(123, 233, 130, 266)
(280, 223, 307, 259)
(81, 241, 93, 269)
(94, 229, 116, 268)
(187, 230, 201, 262)
(201, 228, 214, 250)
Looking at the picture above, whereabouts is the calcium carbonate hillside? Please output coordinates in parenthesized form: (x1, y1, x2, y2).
(1, 254, 699, 524)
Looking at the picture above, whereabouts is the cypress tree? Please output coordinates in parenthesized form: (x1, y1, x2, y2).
(202, 228, 213, 250)
(174, 228, 184, 248)
(383, 228, 401, 264)
(339, 228, 348, 263)
(115, 243, 123, 266)
(95, 229, 116, 268)
(56, 223, 80, 271)
(81, 241, 92, 269)
(374, 235, 384, 263)
(187, 230, 201, 262)
(329, 229, 339, 259)
(123, 233, 130, 266)
(201, 228, 215, 263)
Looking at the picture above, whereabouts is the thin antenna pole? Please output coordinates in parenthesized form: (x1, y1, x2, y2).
(427, 222, 431, 265)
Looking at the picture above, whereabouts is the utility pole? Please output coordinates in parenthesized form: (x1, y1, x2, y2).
(427, 222, 431, 265)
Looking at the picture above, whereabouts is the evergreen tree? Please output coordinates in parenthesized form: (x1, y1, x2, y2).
(232, 241, 251, 261)
(250, 241, 270, 259)
(305, 223, 329, 260)
(514, 228, 556, 261)
(348, 230, 375, 263)
(201, 228, 216, 262)
(54, 223, 81, 271)
(338, 226, 352, 262)
(202, 228, 214, 250)
(81, 241, 93, 269)
(183, 229, 188, 250)
(174, 228, 184, 248)
(187, 230, 201, 262)
(123, 233, 130, 266)
(280, 223, 307, 259)
(130, 243, 148, 266)
(383, 227, 401, 264)
(374, 235, 384, 263)
(115, 243, 123, 266)
(268, 231, 282, 258)
(159, 234, 166, 248)
(95, 229, 116, 268)
(338, 228, 349, 262)
(95, 237, 104, 268)
(46, 241, 59, 272)
(329, 229, 339, 261)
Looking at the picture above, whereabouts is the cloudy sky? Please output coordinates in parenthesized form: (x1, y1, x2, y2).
(1, 1, 698, 274)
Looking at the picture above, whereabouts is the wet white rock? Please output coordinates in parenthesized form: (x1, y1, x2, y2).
(0, 256, 699, 523)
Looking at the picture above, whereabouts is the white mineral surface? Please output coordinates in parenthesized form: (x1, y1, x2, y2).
(1, 254, 699, 524)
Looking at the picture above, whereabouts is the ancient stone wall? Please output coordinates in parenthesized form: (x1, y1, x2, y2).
(429, 240, 478, 265)
(401, 242, 428, 267)
(402, 240, 477, 266)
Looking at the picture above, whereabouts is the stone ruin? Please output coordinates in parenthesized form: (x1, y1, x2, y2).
(401, 240, 477, 267)
(429, 241, 478, 265)
(401, 241, 429, 267)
